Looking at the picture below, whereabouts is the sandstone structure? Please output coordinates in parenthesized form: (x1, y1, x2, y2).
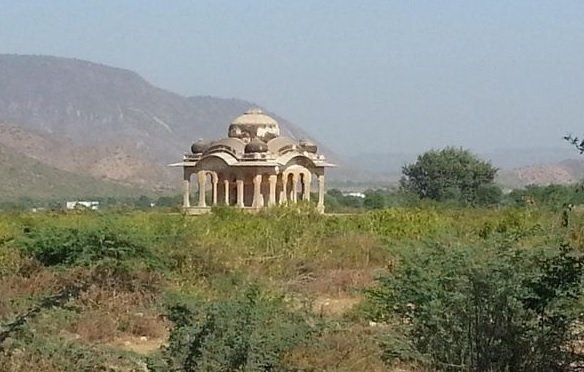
(171, 108, 334, 214)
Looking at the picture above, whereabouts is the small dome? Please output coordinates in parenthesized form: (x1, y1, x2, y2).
(231, 108, 279, 126)
(299, 139, 318, 153)
(191, 139, 209, 154)
(245, 138, 268, 153)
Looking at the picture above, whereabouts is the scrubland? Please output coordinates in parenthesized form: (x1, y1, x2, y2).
(0, 204, 583, 371)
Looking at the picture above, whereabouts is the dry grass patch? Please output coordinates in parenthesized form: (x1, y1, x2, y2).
(313, 297, 362, 318)
(284, 325, 388, 372)
(118, 311, 167, 339)
(69, 310, 118, 343)
(288, 268, 380, 297)
(106, 335, 167, 355)
(69, 309, 167, 344)
(67, 281, 167, 344)
(0, 349, 63, 372)
(0, 264, 61, 318)
(314, 232, 389, 269)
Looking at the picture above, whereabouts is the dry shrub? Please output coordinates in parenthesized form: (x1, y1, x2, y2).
(70, 310, 118, 342)
(312, 232, 388, 271)
(68, 261, 163, 313)
(87, 261, 163, 296)
(312, 297, 362, 318)
(0, 246, 25, 277)
(166, 241, 229, 278)
(0, 268, 57, 297)
(287, 268, 381, 298)
(0, 263, 60, 318)
(0, 349, 62, 372)
(67, 306, 166, 343)
(284, 325, 388, 372)
(70, 284, 166, 342)
(58, 264, 165, 344)
(77, 285, 154, 312)
(118, 312, 167, 339)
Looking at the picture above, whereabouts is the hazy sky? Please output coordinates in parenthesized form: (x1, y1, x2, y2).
(1, 1, 583, 155)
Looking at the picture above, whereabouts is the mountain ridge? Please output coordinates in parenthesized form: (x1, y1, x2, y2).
(0, 54, 347, 199)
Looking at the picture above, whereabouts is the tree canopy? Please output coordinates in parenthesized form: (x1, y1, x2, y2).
(400, 147, 498, 204)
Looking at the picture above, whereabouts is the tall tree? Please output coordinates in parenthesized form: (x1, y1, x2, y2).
(401, 147, 498, 204)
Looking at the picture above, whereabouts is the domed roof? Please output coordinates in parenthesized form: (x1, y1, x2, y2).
(228, 108, 280, 143)
(231, 108, 278, 126)
(244, 138, 269, 153)
(299, 139, 318, 154)
(205, 137, 246, 155)
(191, 139, 209, 154)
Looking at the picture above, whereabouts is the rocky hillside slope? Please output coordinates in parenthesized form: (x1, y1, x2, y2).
(498, 159, 584, 187)
(0, 54, 332, 198)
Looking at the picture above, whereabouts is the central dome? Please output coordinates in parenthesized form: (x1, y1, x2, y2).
(228, 108, 280, 143)
(231, 108, 278, 126)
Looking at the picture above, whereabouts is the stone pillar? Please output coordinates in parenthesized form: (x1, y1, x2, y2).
(302, 173, 311, 201)
(317, 174, 325, 213)
(280, 175, 288, 205)
(252, 174, 263, 208)
(212, 176, 218, 206)
(183, 168, 191, 208)
(197, 171, 207, 208)
(224, 179, 230, 205)
(268, 175, 277, 207)
(236, 178, 245, 208)
(292, 173, 299, 203)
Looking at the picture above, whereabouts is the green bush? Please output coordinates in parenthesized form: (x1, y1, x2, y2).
(366, 240, 584, 371)
(17, 222, 151, 267)
(149, 285, 316, 371)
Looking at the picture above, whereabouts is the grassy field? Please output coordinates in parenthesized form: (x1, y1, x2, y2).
(0, 204, 582, 371)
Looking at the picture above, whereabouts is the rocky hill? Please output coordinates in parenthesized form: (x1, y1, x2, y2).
(0, 143, 143, 200)
(0, 54, 332, 199)
(497, 159, 584, 188)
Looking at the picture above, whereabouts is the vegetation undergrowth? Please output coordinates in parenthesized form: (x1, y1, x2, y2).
(0, 204, 583, 371)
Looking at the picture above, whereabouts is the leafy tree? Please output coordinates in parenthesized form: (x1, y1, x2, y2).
(401, 147, 498, 204)
(475, 183, 503, 206)
(323, 192, 342, 211)
(363, 190, 386, 210)
(326, 188, 345, 200)
(156, 195, 182, 208)
(564, 135, 584, 153)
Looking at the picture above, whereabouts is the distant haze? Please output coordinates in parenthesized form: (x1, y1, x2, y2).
(350, 147, 584, 176)
(1, 1, 583, 156)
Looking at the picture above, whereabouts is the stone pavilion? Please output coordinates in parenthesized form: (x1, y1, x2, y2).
(171, 108, 334, 214)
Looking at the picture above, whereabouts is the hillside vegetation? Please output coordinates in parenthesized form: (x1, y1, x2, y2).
(0, 144, 147, 201)
(0, 204, 583, 371)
